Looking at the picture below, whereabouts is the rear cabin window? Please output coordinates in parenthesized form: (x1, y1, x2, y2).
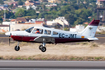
(44, 30, 51, 35)
(53, 31, 58, 35)
(32, 28, 43, 34)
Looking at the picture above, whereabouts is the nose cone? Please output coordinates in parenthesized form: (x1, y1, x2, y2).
(5, 32, 11, 36)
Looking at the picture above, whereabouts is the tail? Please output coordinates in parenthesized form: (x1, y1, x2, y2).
(80, 19, 100, 39)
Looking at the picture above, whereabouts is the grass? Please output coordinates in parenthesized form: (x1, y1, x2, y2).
(0, 32, 5, 34)
(96, 31, 105, 34)
(75, 42, 89, 45)
(90, 43, 99, 47)
(0, 55, 105, 61)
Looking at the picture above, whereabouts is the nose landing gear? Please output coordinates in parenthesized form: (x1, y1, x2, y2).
(14, 42, 20, 51)
(14, 38, 47, 52)
(15, 46, 20, 51)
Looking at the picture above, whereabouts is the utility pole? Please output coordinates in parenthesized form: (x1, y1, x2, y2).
(77, 0, 78, 5)
(4, 9, 6, 21)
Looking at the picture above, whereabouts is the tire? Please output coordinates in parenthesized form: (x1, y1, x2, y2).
(39, 45, 43, 50)
(41, 47, 46, 52)
(14, 46, 20, 51)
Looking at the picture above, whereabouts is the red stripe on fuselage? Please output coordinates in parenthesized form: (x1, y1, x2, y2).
(11, 35, 90, 43)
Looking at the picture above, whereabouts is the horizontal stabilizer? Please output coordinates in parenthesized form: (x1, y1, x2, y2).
(87, 37, 98, 40)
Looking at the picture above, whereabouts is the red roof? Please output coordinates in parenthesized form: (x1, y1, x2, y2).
(11, 19, 16, 22)
(35, 21, 43, 24)
(16, 17, 27, 22)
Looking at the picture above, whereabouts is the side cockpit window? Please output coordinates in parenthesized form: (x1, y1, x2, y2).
(53, 31, 58, 35)
(25, 27, 34, 33)
(44, 30, 51, 35)
(32, 28, 43, 34)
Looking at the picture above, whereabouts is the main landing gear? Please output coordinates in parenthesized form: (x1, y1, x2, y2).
(39, 38, 47, 52)
(39, 42, 46, 52)
(14, 40, 47, 52)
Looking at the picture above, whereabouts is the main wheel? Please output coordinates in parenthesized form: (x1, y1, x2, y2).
(39, 45, 43, 50)
(14, 46, 20, 51)
(41, 47, 46, 52)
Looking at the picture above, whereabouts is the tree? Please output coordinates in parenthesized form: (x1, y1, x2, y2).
(0, 16, 3, 23)
(15, 8, 26, 17)
(65, 14, 77, 25)
(42, 0, 48, 2)
(6, 11, 15, 19)
(41, 5, 46, 11)
(45, 15, 53, 20)
(18, 0, 24, 5)
(9, 4, 13, 9)
(26, 8, 36, 16)
(33, 0, 39, 1)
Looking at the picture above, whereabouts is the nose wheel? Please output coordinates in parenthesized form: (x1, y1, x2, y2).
(14, 42, 20, 51)
(15, 46, 20, 51)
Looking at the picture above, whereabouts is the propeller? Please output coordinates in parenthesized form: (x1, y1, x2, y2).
(9, 33, 11, 46)
(8, 24, 11, 46)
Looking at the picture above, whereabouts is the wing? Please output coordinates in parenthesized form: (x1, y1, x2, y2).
(33, 35, 55, 43)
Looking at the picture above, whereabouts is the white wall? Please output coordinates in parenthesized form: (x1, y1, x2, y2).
(10, 24, 42, 31)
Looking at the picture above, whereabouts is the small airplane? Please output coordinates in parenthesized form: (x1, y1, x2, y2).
(5, 19, 100, 52)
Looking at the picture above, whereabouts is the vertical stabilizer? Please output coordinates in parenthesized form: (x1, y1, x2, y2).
(80, 19, 100, 38)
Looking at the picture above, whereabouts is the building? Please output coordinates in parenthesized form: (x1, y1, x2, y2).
(39, 0, 48, 2)
(10, 21, 43, 31)
(97, 0, 105, 25)
(48, 0, 60, 3)
(46, 21, 57, 26)
(96, 0, 105, 7)
(25, 0, 38, 10)
(1, 17, 46, 32)
(16, 17, 27, 24)
(8, 2, 18, 6)
(26, 5, 37, 10)
(70, 25, 85, 32)
(54, 17, 69, 26)
(25, 0, 34, 6)
(0, 25, 9, 32)
(29, 19, 36, 23)
(0, 4, 9, 10)
(45, 3, 57, 7)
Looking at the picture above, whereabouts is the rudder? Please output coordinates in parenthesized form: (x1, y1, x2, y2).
(80, 19, 100, 38)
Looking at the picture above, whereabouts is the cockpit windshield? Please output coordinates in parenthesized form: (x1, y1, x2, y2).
(25, 27, 34, 33)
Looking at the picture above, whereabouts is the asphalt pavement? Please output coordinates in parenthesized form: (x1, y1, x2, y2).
(0, 61, 105, 69)
(0, 68, 104, 70)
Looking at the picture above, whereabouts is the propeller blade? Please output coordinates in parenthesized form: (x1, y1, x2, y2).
(9, 36, 10, 46)
(9, 33, 11, 46)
